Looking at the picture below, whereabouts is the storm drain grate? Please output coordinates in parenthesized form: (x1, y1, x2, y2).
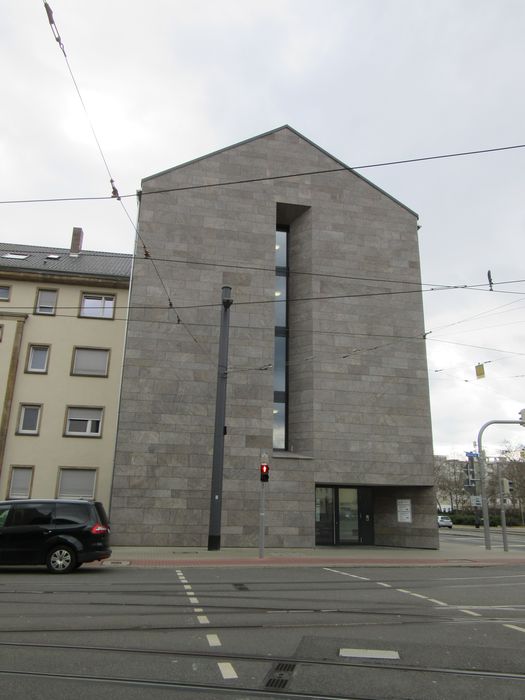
(264, 663, 297, 690)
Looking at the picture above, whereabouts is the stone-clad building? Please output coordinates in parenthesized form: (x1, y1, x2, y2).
(111, 126, 437, 549)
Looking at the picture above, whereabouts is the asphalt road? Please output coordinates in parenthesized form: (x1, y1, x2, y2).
(1, 562, 525, 699)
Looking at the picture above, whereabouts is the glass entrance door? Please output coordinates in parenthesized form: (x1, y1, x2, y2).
(338, 488, 359, 543)
(315, 487, 334, 545)
(315, 486, 373, 545)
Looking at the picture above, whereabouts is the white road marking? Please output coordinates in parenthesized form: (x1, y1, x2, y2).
(324, 568, 370, 581)
(189, 597, 200, 604)
(377, 582, 392, 588)
(184, 584, 192, 590)
(218, 662, 238, 679)
(460, 609, 482, 617)
(427, 598, 448, 606)
(194, 607, 203, 613)
(504, 624, 525, 634)
(396, 588, 411, 594)
(340, 648, 400, 660)
(197, 615, 210, 624)
(207, 634, 221, 647)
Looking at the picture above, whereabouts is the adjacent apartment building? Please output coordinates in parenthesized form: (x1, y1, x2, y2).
(111, 125, 437, 549)
(0, 230, 131, 505)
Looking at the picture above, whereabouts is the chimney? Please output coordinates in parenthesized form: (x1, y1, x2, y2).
(70, 227, 83, 257)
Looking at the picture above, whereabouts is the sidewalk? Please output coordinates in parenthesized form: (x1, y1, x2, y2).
(105, 531, 525, 569)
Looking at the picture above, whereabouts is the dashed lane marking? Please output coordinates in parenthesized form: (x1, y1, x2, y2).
(207, 634, 221, 647)
(218, 662, 238, 679)
(189, 597, 199, 604)
(324, 568, 370, 581)
(377, 582, 391, 588)
(197, 615, 210, 625)
(461, 609, 482, 617)
(504, 624, 525, 634)
(340, 648, 400, 660)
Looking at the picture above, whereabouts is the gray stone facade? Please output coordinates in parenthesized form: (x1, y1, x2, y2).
(111, 126, 437, 549)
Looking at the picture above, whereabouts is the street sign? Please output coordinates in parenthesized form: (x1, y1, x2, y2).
(470, 495, 482, 507)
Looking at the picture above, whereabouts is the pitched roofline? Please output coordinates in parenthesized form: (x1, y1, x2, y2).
(142, 125, 418, 218)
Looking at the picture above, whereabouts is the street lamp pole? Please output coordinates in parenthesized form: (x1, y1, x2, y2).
(477, 410, 525, 551)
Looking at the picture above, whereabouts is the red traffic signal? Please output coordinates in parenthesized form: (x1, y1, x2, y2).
(260, 463, 270, 482)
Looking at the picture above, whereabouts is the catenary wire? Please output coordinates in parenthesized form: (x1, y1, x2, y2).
(41, 1, 215, 360)
(2, 141, 525, 205)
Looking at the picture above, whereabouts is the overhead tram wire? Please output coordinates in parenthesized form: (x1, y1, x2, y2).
(41, 1, 212, 359)
(2, 141, 525, 206)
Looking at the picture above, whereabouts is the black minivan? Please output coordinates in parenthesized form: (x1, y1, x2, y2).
(0, 499, 111, 573)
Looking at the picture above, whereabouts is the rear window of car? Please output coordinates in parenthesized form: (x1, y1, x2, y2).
(0, 505, 11, 527)
(10, 502, 54, 526)
(94, 502, 109, 526)
(54, 502, 92, 525)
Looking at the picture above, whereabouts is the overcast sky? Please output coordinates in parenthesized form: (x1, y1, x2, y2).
(1, 0, 524, 457)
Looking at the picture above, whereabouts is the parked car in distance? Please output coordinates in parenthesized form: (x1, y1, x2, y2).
(437, 515, 453, 529)
(0, 499, 111, 573)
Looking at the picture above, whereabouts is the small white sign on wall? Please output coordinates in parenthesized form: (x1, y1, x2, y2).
(397, 499, 412, 523)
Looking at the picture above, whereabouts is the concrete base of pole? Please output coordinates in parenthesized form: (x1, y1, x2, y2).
(208, 535, 221, 551)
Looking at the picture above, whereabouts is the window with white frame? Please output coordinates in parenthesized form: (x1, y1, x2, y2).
(35, 289, 57, 315)
(0, 286, 10, 301)
(18, 405, 41, 434)
(65, 407, 103, 436)
(8, 466, 33, 499)
(57, 468, 96, 499)
(27, 345, 50, 373)
(72, 347, 109, 376)
(80, 293, 115, 319)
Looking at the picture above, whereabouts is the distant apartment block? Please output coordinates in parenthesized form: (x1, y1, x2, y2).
(0, 229, 131, 505)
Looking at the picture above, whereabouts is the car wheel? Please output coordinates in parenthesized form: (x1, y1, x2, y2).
(46, 545, 77, 574)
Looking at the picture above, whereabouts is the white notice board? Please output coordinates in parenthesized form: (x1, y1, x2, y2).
(397, 499, 412, 523)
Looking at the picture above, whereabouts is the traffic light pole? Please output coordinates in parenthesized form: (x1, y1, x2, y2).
(207, 286, 233, 551)
(477, 414, 525, 551)
(259, 481, 266, 559)
(259, 452, 269, 559)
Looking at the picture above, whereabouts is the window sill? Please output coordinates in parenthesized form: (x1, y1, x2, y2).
(272, 450, 313, 460)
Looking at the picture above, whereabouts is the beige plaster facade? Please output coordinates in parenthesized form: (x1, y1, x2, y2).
(0, 233, 130, 507)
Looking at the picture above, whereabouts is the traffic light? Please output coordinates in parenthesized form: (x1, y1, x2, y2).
(260, 463, 269, 482)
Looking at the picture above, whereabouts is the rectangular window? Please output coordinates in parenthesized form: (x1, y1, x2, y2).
(27, 345, 50, 373)
(274, 226, 288, 450)
(57, 468, 96, 499)
(18, 404, 41, 435)
(2, 253, 28, 260)
(65, 407, 103, 437)
(35, 289, 57, 315)
(0, 286, 10, 301)
(8, 466, 33, 499)
(72, 347, 110, 376)
(80, 293, 115, 319)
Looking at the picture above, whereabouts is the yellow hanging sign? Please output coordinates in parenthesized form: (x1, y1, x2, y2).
(475, 363, 485, 379)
